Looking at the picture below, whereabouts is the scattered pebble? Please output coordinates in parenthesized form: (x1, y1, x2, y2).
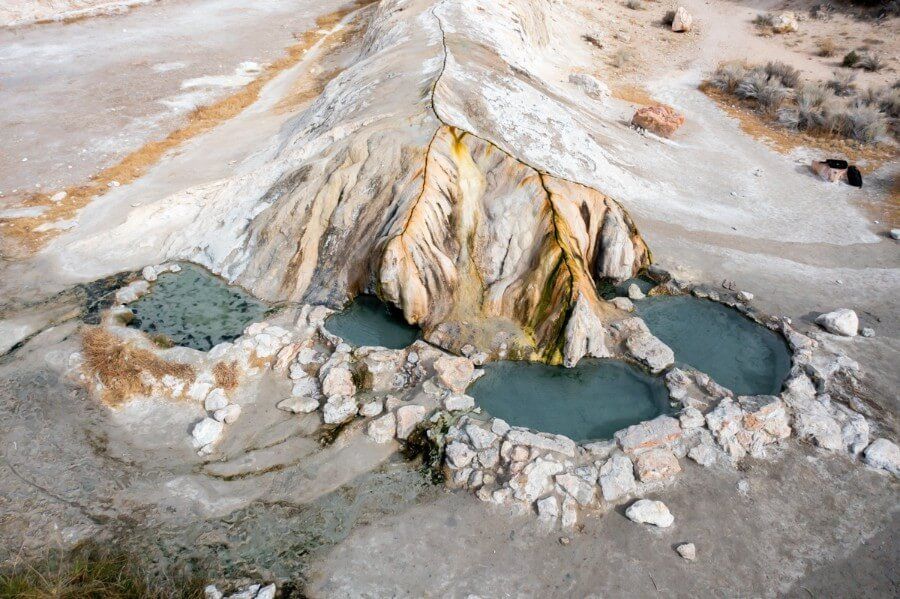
(676, 542, 696, 561)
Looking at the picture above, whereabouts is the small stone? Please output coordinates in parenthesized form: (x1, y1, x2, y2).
(191, 417, 224, 448)
(446, 441, 476, 468)
(676, 543, 696, 561)
(598, 454, 636, 501)
(395, 404, 427, 439)
(277, 396, 319, 414)
(615, 415, 683, 456)
(506, 428, 577, 457)
(679, 407, 705, 429)
(890, 229, 900, 240)
(627, 283, 645, 300)
(50, 191, 67, 203)
(366, 412, 397, 444)
(737, 479, 750, 495)
(187, 380, 213, 402)
(204, 584, 223, 599)
(444, 393, 475, 411)
(737, 291, 753, 302)
(466, 424, 498, 450)
(559, 536, 570, 546)
(815, 309, 859, 337)
(556, 473, 595, 505)
(671, 6, 692, 32)
(385, 394, 403, 411)
(635, 448, 682, 482)
(477, 447, 499, 468)
(360, 400, 384, 417)
(688, 443, 717, 466)
(434, 356, 476, 393)
(631, 105, 685, 138)
(610, 297, 635, 312)
(322, 395, 358, 424)
(864, 438, 900, 476)
(322, 365, 356, 396)
(204, 388, 228, 412)
(861, 327, 875, 338)
(256, 584, 276, 599)
(213, 404, 241, 424)
(491, 418, 510, 436)
(625, 499, 674, 527)
(536, 496, 559, 521)
(561, 496, 578, 528)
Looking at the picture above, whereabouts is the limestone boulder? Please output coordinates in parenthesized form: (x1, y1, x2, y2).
(625, 499, 674, 527)
(771, 11, 798, 33)
(671, 7, 692, 32)
(434, 356, 476, 393)
(615, 415, 683, 456)
(815, 309, 858, 337)
(395, 404, 427, 439)
(322, 395, 358, 424)
(864, 439, 900, 477)
(635, 448, 682, 482)
(598, 454, 636, 501)
(367, 412, 397, 444)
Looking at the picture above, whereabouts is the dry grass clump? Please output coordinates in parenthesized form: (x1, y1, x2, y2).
(707, 61, 896, 144)
(816, 38, 838, 57)
(0, 542, 205, 598)
(827, 70, 857, 96)
(752, 12, 776, 27)
(843, 50, 886, 72)
(81, 327, 194, 406)
(213, 361, 240, 391)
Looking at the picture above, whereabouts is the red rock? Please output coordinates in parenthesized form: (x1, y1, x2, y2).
(631, 105, 685, 138)
(811, 161, 847, 183)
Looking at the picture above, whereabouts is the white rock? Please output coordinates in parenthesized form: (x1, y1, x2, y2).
(395, 404, 427, 439)
(506, 428, 576, 457)
(367, 412, 397, 444)
(444, 393, 475, 411)
(815, 309, 859, 337)
(864, 439, 900, 476)
(615, 415, 683, 455)
(446, 441, 476, 468)
(290, 375, 320, 398)
(187, 380, 213, 402)
(536, 495, 559, 521)
(491, 418, 510, 436)
(360, 400, 384, 417)
(50, 191, 67, 203)
(625, 499, 674, 527)
(477, 447, 500, 468)
(561, 496, 578, 528)
(679, 407, 705, 429)
(568, 72, 611, 101)
(434, 356, 476, 393)
(323, 395, 358, 424)
(191, 417, 224, 448)
(510, 457, 565, 503)
(115, 280, 150, 304)
(688, 443, 717, 466)
(671, 6, 693, 32)
(277, 396, 319, 414)
(891, 229, 900, 240)
(861, 327, 875, 338)
(322, 365, 356, 397)
(623, 322, 675, 373)
(204, 388, 229, 412)
(676, 542, 696, 561)
(142, 265, 158, 281)
(465, 424, 498, 450)
(627, 283, 645, 300)
(556, 473, 595, 505)
(204, 584, 223, 599)
(610, 297, 635, 312)
(598, 454, 636, 501)
(770, 11, 798, 33)
(255, 584, 276, 599)
(384, 394, 403, 411)
(213, 404, 242, 424)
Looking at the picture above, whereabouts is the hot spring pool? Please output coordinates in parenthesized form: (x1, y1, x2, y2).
(468, 360, 671, 442)
(636, 295, 791, 396)
(325, 295, 419, 349)
(127, 263, 268, 351)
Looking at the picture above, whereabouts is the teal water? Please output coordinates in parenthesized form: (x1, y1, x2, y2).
(325, 295, 419, 349)
(469, 360, 670, 442)
(636, 296, 791, 396)
(128, 264, 268, 351)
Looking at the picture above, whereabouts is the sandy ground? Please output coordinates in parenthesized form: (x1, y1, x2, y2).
(0, 0, 348, 196)
(0, 0, 897, 596)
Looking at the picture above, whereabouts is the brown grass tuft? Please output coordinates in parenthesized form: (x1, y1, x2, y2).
(213, 361, 240, 391)
(1, 0, 376, 257)
(81, 327, 194, 406)
(700, 83, 897, 172)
